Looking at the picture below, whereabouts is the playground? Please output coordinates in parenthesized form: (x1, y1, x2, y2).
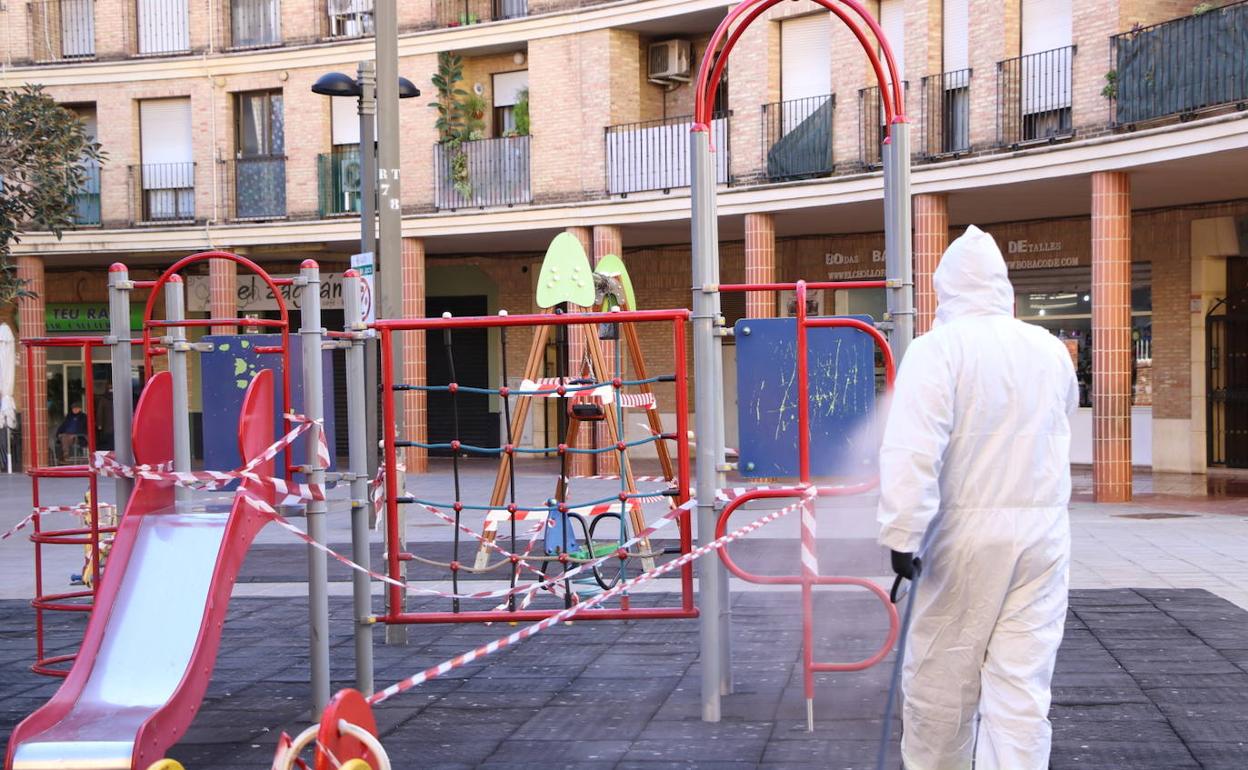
(3, 2, 1248, 768)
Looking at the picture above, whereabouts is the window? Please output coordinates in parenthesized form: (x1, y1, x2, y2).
(234, 90, 285, 219)
(492, 70, 528, 137)
(1020, 0, 1073, 140)
(231, 0, 281, 48)
(940, 0, 970, 153)
(327, 0, 373, 37)
(138, 98, 194, 221)
(136, 0, 189, 54)
(780, 13, 832, 130)
(1014, 263, 1152, 407)
(66, 104, 100, 225)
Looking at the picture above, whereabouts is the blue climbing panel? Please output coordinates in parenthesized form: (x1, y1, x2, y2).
(200, 334, 336, 479)
(734, 316, 877, 478)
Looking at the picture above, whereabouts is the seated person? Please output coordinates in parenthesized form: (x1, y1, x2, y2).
(56, 403, 88, 461)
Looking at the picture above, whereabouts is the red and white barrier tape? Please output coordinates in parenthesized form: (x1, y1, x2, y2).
(91, 413, 329, 505)
(368, 489, 812, 705)
(516, 379, 656, 410)
(0, 504, 96, 542)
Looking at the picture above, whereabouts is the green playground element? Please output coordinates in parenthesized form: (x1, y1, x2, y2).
(535, 232, 595, 309)
(594, 253, 637, 311)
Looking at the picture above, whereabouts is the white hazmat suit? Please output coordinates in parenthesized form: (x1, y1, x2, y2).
(877, 225, 1078, 770)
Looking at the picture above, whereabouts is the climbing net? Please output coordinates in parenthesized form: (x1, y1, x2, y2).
(374, 307, 696, 624)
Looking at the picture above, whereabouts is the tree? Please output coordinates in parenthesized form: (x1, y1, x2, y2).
(0, 84, 105, 303)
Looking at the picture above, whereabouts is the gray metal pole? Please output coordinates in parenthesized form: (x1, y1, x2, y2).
(357, 61, 381, 482)
(343, 269, 375, 695)
(164, 277, 191, 503)
(374, 0, 408, 646)
(107, 265, 134, 512)
(883, 123, 915, 361)
(691, 128, 727, 722)
(299, 260, 332, 716)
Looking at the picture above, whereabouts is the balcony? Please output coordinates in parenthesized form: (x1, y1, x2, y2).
(433, 136, 530, 210)
(762, 95, 835, 182)
(133, 0, 192, 56)
(997, 46, 1076, 148)
(226, 156, 287, 221)
(71, 162, 101, 226)
(605, 113, 730, 196)
(131, 162, 195, 224)
(857, 83, 908, 169)
(322, 0, 373, 38)
(223, 0, 282, 49)
(920, 69, 972, 159)
(434, 0, 526, 27)
(318, 146, 364, 217)
(27, 0, 95, 63)
(1111, 1, 1248, 126)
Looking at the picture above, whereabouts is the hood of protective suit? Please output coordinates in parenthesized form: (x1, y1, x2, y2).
(933, 225, 1015, 326)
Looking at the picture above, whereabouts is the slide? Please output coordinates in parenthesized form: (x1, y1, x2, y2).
(6, 369, 279, 770)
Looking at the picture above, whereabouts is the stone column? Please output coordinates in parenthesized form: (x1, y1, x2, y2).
(209, 256, 238, 335)
(913, 194, 949, 334)
(1091, 171, 1132, 503)
(564, 226, 594, 477)
(592, 225, 623, 476)
(744, 214, 777, 319)
(401, 237, 427, 474)
(17, 257, 48, 470)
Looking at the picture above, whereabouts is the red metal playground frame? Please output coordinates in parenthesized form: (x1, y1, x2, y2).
(689, 0, 912, 725)
(374, 309, 697, 625)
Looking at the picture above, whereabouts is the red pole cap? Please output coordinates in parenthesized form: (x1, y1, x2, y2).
(301, 258, 319, 269)
(343, 268, 359, 278)
(108, 262, 127, 273)
(168, 274, 183, 283)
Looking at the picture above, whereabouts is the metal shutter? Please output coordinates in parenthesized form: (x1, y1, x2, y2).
(331, 96, 359, 146)
(1022, 0, 1072, 54)
(139, 98, 193, 188)
(781, 14, 833, 102)
(942, 0, 969, 73)
(492, 70, 529, 107)
(879, 0, 905, 84)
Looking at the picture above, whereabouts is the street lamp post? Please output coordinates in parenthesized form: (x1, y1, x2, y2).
(311, 68, 420, 678)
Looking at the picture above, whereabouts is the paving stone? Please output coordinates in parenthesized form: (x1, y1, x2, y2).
(1049, 741, 1201, 769)
(1184, 741, 1248, 770)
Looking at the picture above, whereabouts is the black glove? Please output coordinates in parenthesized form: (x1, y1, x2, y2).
(890, 550, 920, 581)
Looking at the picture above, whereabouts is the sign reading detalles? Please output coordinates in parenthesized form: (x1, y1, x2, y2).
(199, 335, 336, 478)
(734, 316, 877, 479)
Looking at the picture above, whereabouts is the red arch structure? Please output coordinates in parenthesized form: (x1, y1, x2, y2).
(685, 1, 915, 726)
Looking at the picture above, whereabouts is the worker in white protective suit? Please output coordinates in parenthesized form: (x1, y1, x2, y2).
(877, 225, 1079, 770)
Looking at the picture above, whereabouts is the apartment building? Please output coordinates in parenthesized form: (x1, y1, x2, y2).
(2, 0, 1247, 500)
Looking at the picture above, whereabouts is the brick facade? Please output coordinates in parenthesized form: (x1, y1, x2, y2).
(1091, 171, 1133, 502)
(400, 237, 428, 474)
(913, 193, 947, 334)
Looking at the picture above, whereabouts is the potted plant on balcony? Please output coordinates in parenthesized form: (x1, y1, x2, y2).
(503, 88, 530, 138)
(430, 53, 487, 202)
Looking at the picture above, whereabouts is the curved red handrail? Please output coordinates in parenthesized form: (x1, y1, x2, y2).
(694, 0, 906, 130)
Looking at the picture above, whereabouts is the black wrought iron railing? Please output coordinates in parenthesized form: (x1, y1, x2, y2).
(323, 0, 374, 37)
(858, 82, 908, 168)
(434, 136, 531, 210)
(762, 94, 834, 181)
(224, 0, 282, 49)
(318, 146, 364, 217)
(920, 69, 972, 158)
(133, 0, 191, 55)
(997, 46, 1076, 147)
(28, 0, 95, 63)
(605, 113, 731, 195)
(1111, 1, 1248, 126)
(434, 0, 525, 26)
(71, 162, 101, 226)
(228, 156, 287, 220)
(131, 162, 195, 223)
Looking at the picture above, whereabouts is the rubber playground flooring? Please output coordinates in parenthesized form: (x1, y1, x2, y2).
(2, 589, 1247, 769)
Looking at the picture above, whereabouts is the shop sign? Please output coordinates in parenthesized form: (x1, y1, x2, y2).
(46, 303, 143, 332)
(821, 239, 1082, 282)
(186, 272, 347, 313)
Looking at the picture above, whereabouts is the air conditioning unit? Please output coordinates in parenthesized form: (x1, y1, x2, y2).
(648, 39, 692, 83)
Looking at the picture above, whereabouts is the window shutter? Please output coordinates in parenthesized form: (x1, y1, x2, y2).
(781, 14, 832, 101)
(139, 98, 193, 187)
(879, 0, 905, 84)
(331, 96, 360, 146)
(1022, 0, 1072, 55)
(942, 0, 969, 73)
(492, 70, 529, 107)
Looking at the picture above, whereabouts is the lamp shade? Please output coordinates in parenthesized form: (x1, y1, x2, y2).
(398, 77, 421, 99)
(311, 71, 360, 97)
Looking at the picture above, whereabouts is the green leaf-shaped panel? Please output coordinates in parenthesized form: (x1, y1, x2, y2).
(594, 253, 637, 311)
(535, 232, 595, 308)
